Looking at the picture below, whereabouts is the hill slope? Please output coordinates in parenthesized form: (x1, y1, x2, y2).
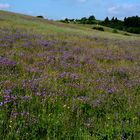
(0, 11, 140, 140)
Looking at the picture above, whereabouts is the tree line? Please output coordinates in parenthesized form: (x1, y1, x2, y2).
(60, 15, 97, 24)
(60, 15, 140, 34)
(101, 16, 140, 34)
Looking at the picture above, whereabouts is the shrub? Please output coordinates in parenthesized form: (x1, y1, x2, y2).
(112, 29, 118, 33)
(126, 27, 140, 34)
(36, 16, 44, 19)
(93, 26, 104, 31)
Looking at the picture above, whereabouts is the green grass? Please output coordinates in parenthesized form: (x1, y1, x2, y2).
(0, 10, 140, 140)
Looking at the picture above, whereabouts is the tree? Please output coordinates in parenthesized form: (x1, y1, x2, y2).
(124, 17, 127, 22)
(114, 17, 118, 23)
(87, 15, 96, 24)
(36, 16, 44, 19)
(80, 17, 88, 24)
(111, 17, 115, 22)
(64, 18, 69, 23)
(69, 19, 75, 22)
(88, 15, 96, 21)
(105, 17, 109, 22)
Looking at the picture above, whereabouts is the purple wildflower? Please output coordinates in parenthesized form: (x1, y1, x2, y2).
(59, 72, 79, 80)
(0, 57, 16, 67)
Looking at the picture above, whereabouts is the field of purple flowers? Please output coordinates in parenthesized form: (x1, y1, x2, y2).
(0, 11, 140, 139)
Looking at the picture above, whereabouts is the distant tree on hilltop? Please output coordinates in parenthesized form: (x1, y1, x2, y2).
(88, 15, 96, 24)
(80, 17, 88, 24)
(114, 17, 118, 23)
(104, 17, 109, 23)
(111, 17, 115, 22)
(64, 18, 69, 23)
(88, 15, 95, 21)
(36, 15, 44, 19)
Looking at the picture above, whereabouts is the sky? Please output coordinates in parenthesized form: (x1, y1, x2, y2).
(0, 0, 140, 20)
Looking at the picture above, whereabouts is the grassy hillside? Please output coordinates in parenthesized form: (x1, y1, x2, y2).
(0, 10, 140, 140)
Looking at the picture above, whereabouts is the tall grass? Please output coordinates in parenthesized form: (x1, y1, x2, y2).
(0, 11, 140, 140)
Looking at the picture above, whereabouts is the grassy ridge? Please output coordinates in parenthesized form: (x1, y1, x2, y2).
(0, 10, 140, 139)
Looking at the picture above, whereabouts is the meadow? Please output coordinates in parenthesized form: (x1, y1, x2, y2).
(0, 11, 140, 140)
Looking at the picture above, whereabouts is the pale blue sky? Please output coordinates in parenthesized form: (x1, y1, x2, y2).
(0, 0, 140, 20)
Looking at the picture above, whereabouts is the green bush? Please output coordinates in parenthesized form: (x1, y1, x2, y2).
(93, 26, 104, 31)
(126, 27, 140, 34)
(112, 29, 118, 33)
(36, 16, 44, 19)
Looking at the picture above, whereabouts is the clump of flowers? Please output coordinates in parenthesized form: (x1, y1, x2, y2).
(0, 56, 16, 67)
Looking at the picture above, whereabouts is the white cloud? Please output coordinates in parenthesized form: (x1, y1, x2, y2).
(108, 6, 119, 14)
(107, 4, 140, 17)
(0, 3, 10, 9)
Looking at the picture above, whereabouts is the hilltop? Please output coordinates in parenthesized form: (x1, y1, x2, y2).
(0, 10, 140, 140)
